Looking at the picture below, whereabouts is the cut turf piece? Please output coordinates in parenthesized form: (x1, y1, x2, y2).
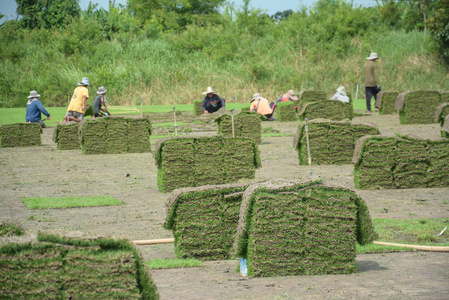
(164, 182, 252, 260)
(0, 234, 159, 299)
(375, 91, 399, 115)
(154, 137, 261, 193)
(79, 116, 151, 154)
(0, 123, 42, 147)
(442, 115, 449, 138)
(353, 134, 449, 189)
(193, 100, 203, 116)
(294, 119, 380, 165)
(276, 102, 298, 122)
(298, 100, 353, 121)
(297, 90, 327, 112)
(435, 103, 449, 127)
(53, 121, 80, 150)
(215, 111, 264, 144)
(396, 90, 441, 124)
(234, 180, 378, 277)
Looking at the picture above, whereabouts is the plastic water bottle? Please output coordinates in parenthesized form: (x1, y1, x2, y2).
(239, 258, 248, 276)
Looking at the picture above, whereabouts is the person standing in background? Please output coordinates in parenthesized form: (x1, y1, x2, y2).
(364, 52, 380, 112)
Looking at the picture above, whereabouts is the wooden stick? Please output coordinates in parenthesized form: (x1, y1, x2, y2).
(373, 241, 449, 252)
(132, 238, 175, 245)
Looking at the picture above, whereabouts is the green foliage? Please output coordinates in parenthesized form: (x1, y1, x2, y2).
(428, 0, 449, 64)
(16, 0, 80, 29)
(0, 223, 25, 237)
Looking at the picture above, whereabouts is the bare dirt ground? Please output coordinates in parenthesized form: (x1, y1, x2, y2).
(1, 111, 448, 299)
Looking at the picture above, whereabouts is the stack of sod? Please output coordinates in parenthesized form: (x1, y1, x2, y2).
(194, 137, 224, 185)
(80, 116, 151, 154)
(234, 180, 378, 277)
(435, 103, 449, 127)
(53, 122, 80, 150)
(193, 100, 203, 116)
(164, 183, 251, 260)
(427, 138, 449, 187)
(276, 101, 298, 121)
(155, 137, 261, 193)
(298, 100, 353, 121)
(442, 115, 449, 138)
(155, 137, 195, 193)
(394, 134, 428, 188)
(215, 112, 263, 144)
(0, 123, 42, 147)
(128, 118, 152, 153)
(375, 91, 399, 115)
(353, 134, 449, 189)
(295, 119, 380, 165)
(353, 136, 398, 189)
(0, 233, 159, 299)
(440, 91, 449, 103)
(298, 90, 326, 111)
(396, 90, 441, 124)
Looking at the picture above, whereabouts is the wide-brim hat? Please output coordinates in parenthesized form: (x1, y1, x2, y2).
(77, 77, 90, 85)
(28, 90, 40, 98)
(366, 52, 379, 60)
(97, 86, 107, 94)
(251, 93, 262, 102)
(202, 86, 215, 95)
(286, 90, 298, 100)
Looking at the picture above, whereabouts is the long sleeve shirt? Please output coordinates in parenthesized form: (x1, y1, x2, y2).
(26, 99, 50, 122)
(364, 61, 378, 87)
(200, 94, 226, 112)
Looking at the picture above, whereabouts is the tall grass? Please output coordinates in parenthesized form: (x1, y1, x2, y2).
(1, 4, 448, 109)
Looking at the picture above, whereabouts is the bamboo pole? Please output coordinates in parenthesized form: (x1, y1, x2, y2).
(373, 241, 449, 252)
(132, 238, 175, 245)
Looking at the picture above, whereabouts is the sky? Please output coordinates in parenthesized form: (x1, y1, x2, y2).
(1, 0, 376, 23)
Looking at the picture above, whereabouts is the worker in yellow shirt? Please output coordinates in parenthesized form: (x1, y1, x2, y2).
(64, 77, 90, 122)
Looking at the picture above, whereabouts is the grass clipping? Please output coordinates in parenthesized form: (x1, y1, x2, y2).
(353, 134, 449, 189)
(215, 111, 264, 144)
(164, 182, 253, 261)
(375, 91, 399, 115)
(22, 195, 122, 209)
(294, 119, 380, 165)
(0, 234, 159, 299)
(154, 136, 262, 193)
(80, 116, 151, 154)
(234, 180, 378, 277)
(396, 90, 441, 124)
(0, 123, 42, 147)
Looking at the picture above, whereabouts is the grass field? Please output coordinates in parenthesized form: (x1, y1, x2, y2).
(0, 100, 372, 126)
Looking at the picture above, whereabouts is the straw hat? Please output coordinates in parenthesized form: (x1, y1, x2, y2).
(28, 90, 40, 98)
(202, 87, 215, 95)
(77, 77, 90, 85)
(97, 86, 107, 95)
(251, 93, 262, 102)
(366, 52, 379, 60)
(285, 90, 298, 100)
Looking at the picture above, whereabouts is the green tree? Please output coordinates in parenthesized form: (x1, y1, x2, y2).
(129, 0, 226, 31)
(428, 0, 449, 64)
(16, 0, 80, 29)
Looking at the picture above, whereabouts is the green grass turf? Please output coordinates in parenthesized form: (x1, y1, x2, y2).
(0, 101, 368, 127)
(22, 195, 122, 209)
(146, 259, 203, 269)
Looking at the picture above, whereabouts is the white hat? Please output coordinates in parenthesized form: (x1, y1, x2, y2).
(28, 90, 40, 98)
(202, 87, 215, 95)
(251, 93, 262, 101)
(97, 86, 107, 94)
(77, 77, 90, 85)
(366, 52, 379, 60)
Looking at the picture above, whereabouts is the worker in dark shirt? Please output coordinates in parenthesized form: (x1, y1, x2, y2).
(25, 90, 51, 128)
(200, 87, 225, 114)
